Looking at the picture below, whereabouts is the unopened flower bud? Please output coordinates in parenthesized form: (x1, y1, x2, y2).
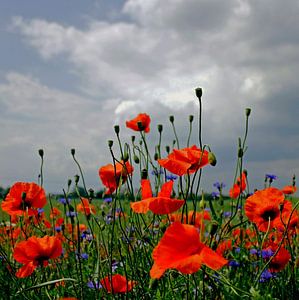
(141, 169, 148, 180)
(154, 153, 159, 161)
(245, 108, 251, 117)
(108, 140, 113, 148)
(195, 87, 203, 99)
(114, 125, 120, 134)
(133, 155, 140, 164)
(131, 136, 135, 142)
(122, 152, 129, 162)
(157, 124, 163, 133)
(165, 145, 170, 154)
(208, 152, 217, 166)
(169, 115, 174, 123)
(67, 179, 72, 187)
(279, 203, 284, 213)
(189, 115, 194, 123)
(238, 148, 243, 158)
(38, 149, 44, 158)
(74, 175, 80, 184)
(209, 222, 219, 236)
(71, 148, 75, 156)
(89, 188, 94, 199)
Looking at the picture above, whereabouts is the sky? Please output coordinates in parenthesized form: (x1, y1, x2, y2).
(0, 0, 298, 195)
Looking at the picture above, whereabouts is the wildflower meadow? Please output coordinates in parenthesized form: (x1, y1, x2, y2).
(0, 88, 298, 299)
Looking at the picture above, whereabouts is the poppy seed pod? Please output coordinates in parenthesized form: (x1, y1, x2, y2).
(71, 148, 75, 156)
(108, 140, 113, 148)
(133, 155, 140, 164)
(74, 174, 80, 184)
(169, 115, 174, 123)
(114, 125, 120, 134)
(208, 152, 217, 166)
(195, 87, 203, 99)
(245, 108, 251, 117)
(157, 124, 163, 133)
(189, 115, 194, 122)
(38, 149, 44, 158)
(165, 145, 170, 154)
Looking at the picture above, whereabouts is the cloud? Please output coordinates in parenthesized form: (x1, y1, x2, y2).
(3, 0, 299, 192)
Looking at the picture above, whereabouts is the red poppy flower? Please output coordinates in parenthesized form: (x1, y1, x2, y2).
(130, 179, 184, 215)
(150, 222, 228, 279)
(158, 145, 210, 176)
(263, 244, 291, 273)
(126, 113, 151, 133)
(100, 274, 136, 294)
(1, 182, 47, 216)
(229, 172, 247, 198)
(77, 198, 96, 216)
(169, 210, 211, 230)
(13, 235, 62, 278)
(99, 160, 134, 194)
(244, 187, 292, 232)
(50, 207, 61, 219)
(281, 185, 297, 195)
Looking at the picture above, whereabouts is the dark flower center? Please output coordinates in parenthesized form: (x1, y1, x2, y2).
(261, 209, 279, 221)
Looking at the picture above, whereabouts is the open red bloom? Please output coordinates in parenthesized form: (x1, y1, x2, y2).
(229, 172, 247, 198)
(126, 113, 151, 133)
(100, 274, 136, 294)
(77, 198, 96, 215)
(281, 185, 297, 195)
(158, 145, 210, 176)
(245, 187, 292, 232)
(13, 235, 62, 278)
(150, 222, 228, 279)
(99, 161, 134, 194)
(130, 179, 184, 215)
(1, 182, 47, 216)
(263, 244, 291, 272)
(169, 210, 211, 230)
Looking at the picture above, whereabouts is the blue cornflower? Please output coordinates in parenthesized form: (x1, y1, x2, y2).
(58, 197, 71, 205)
(213, 182, 226, 190)
(228, 260, 240, 268)
(66, 211, 77, 218)
(166, 174, 178, 181)
(87, 281, 102, 289)
(265, 174, 278, 181)
(259, 269, 275, 282)
(103, 197, 112, 204)
(223, 211, 231, 218)
(235, 247, 241, 253)
(81, 253, 89, 260)
(262, 249, 275, 259)
(250, 248, 259, 255)
(37, 208, 44, 215)
(55, 226, 62, 232)
(211, 191, 220, 199)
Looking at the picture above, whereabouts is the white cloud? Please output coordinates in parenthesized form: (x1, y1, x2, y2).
(3, 0, 299, 191)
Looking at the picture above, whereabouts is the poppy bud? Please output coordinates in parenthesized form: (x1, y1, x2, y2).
(139, 140, 143, 146)
(131, 136, 135, 142)
(74, 175, 80, 184)
(209, 222, 219, 236)
(279, 203, 284, 213)
(199, 192, 205, 209)
(89, 188, 94, 199)
(245, 108, 251, 117)
(71, 148, 75, 156)
(114, 125, 120, 134)
(169, 115, 174, 123)
(293, 174, 296, 186)
(165, 145, 170, 154)
(38, 149, 44, 158)
(208, 152, 217, 166)
(141, 169, 148, 179)
(154, 153, 159, 161)
(108, 140, 113, 148)
(157, 124, 163, 133)
(133, 155, 140, 164)
(189, 115, 194, 123)
(243, 169, 248, 177)
(195, 87, 203, 99)
(238, 148, 243, 158)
